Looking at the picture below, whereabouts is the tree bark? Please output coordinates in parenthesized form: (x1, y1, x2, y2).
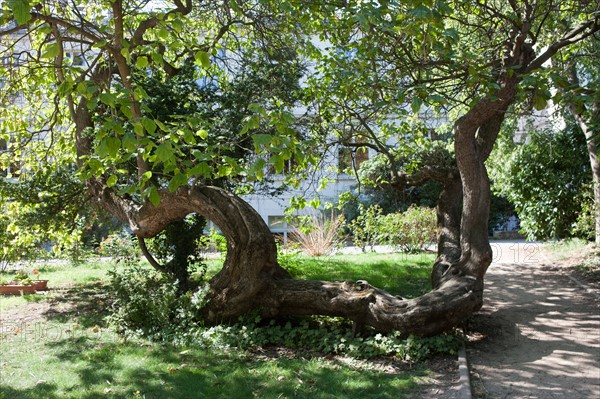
(432, 175, 462, 289)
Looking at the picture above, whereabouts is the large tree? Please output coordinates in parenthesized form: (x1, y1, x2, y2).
(1, 1, 598, 336)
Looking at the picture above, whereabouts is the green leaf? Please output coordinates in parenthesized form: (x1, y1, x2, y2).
(141, 171, 153, 181)
(533, 94, 547, 111)
(158, 27, 170, 40)
(168, 173, 188, 192)
(41, 43, 60, 59)
(249, 159, 267, 181)
(252, 134, 272, 146)
(155, 142, 173, 163)
(106, 137, 121, 157)
(411, 97, 422, 114)
(106, 175, 118, 187)
(270, 154, 285, 173)
(195, 51, 211, 69)
(120, 105, 133, 119)
(135, 56, 148, 68)
(133, 122, 144, 136)
(196, 129, 209, 140)
(7, 0, 31, 25)
(122, 134, 137, 152)
(188, 162, 211, 177)
(142, 118, 157, 135)
(148, 186, 161, 206)
(120, 47, 130, 61)
(99, 92, 116, 107)
(410, 5, 432, 19)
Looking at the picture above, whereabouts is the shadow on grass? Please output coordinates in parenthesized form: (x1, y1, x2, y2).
(40, 282, 113, 328)
(2, 334, 425, 399)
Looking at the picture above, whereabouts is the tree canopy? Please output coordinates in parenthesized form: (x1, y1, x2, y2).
(1, 0, 598, 336)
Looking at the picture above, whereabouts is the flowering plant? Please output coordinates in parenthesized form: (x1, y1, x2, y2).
(32, 268, 41, 280)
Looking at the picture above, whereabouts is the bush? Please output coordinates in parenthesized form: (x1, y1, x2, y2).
(490, 127, 590, 240)
(346, 204, 436, 253)
(108, 265, 208, 340)
(571, 183, 596, 240)
(380, 206, 437, 253)
(99, 233, 141, 267)
(290, 212, 345, 256)
(348, 204, 384, 252)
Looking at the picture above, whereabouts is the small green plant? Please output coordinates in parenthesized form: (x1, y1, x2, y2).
(99, 233, 140, 267)
(13, 271, 33, 285)
(348, 204, 383, 252)
(189, 316, 462, 361)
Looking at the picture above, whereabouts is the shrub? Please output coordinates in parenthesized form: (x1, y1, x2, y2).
(99, 233, 141, 267)
(108, 265, 208, 340)
(571, 183, 596, 240)
(178, 315, 462, 361)
(380, 206, 437, 253)
(348, 204, 384, 252)
(290, 212, 345, 256)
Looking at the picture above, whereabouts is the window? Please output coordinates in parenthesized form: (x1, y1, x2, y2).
(268, 215, 287, 231)
(338, 146, 368, 173)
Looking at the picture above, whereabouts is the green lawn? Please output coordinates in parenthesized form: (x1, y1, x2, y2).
(1, 252, 438, 399)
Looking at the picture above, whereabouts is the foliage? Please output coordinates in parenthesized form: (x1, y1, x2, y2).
(348, 204, 384, 252)
(108, 262, 460, 360)
(0, 170, 94, 266)
(98, 233, 140, 267)
(108, 265, 209, 340)
(290, 212, 346, 256)
(571, 183, 596, 240)
(146, 213, 208, 290)
(347, 204, 436, 253)
(380, 206, 437, 253)
(202, 228, 227, 253)
(193, 316, 462, 362)
(490, 126, 590, 240)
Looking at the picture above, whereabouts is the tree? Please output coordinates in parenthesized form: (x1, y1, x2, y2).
(1, 1, 598, 336)
(551, 38, 600, 243)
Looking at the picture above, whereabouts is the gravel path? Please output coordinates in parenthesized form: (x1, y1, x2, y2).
(467, 241, 600, 399)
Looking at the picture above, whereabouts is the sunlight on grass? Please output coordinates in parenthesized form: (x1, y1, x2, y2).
(1, 319, 427, 399)
(287, 252, 435, 297)
(1, 251, 438, 398)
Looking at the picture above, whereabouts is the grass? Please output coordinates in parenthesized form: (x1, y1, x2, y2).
(544, 239, 600, 281)
(285, 252, 434, 298)
(1, 251, 438, 399)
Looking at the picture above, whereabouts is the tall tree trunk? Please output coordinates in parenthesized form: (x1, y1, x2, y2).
(432, 175, 462, 289)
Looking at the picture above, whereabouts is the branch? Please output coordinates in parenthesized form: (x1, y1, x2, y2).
(138, 237, 169, 274)
(525, 17, 600, 73)
(29, 12, 105, 44)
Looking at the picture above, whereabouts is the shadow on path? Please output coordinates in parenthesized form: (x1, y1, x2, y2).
(466, 244, 600, 399)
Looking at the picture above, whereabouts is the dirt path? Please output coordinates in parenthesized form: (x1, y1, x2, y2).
(467, 241, 600, 398)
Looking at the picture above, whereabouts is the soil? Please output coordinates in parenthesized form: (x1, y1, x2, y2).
(467, 241, 600, 399)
